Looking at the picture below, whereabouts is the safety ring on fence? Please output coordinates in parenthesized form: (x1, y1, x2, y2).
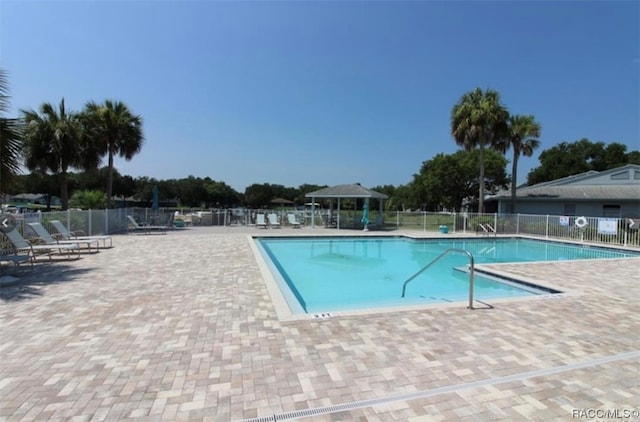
(575, 216, 588, 228)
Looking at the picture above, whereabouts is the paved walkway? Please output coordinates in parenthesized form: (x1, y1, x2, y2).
(1, 227, 638, 421)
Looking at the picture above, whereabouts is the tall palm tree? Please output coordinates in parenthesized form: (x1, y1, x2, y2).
(0, 68, 23, 194)
(498, 114, 541, 213)
(451, 88, 509, 213)
(82, 100, 143, 208)
(21, 99, 83, 210)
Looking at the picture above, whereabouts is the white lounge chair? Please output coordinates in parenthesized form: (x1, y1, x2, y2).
(127, 215, 167, 234)
(27, 222, 100, 253)
(3, 228, 80, 261)
(287, 213, 301, 228)
(256, 214, 268, 229)
(50, 220, 113, 248)
(267, 213, 281, 228)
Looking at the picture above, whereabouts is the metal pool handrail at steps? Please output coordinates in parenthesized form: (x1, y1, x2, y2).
(401, 248, 475, 308)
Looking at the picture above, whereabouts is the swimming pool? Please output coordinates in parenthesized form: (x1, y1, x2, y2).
(256, 237, 639, 315)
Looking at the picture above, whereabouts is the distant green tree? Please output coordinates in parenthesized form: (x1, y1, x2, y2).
(176, 176, 208, 207)
(242, 183, 298, 208)
(295, 184, 327, 205)
(244, 183, 276, 208)
(496, 114, 541, 213)
(115, 174, 136, 198)
(527, 139, 640, 185)
(203, 178, 240, 207)
(7, 173, 56, 197)
(391, 184, 416, 211)
(627, 151, 640, 164)
(82, 100, 143, 208)
(370, 184, 395, 198)
(451, 88, 509, 213)
(0, 68, 23, 194)
(589, 142, 634, 170)
(411, 149, 508, 211)
(21, 98, 84, 209)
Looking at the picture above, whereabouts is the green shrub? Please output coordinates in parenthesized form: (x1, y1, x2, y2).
(70, 190, 106, 210)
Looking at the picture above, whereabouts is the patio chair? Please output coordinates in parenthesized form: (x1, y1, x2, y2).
(267, 213, 281, 228)
(367, 215, 384, 231)
(256, 214, 268, 229)
(3, 228, 80, 261)
(127, 215, 167, 235)
(50, 220, 113, 248)
(0, 252, 34, 267)
(287, 213, 301, 228)
(27, 222, 100, 253)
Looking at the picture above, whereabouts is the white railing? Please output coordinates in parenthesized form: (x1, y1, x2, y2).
(387, 211, 639, 248)
(2, 208, 639, 250)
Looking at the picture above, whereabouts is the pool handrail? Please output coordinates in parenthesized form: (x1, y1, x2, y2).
(401, 248, 476, 309)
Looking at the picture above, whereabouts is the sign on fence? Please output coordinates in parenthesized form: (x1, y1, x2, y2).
(597, 218, 617, 235)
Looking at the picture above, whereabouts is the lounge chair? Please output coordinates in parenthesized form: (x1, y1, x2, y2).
(367, 215, 384, 231)
(3, 228, 80, 261)
(256, 214, 268, 229)
(127, 215, 167, 234)
(27, 222, 100, 253)
(0, 253, 34, 267)
(50, 220, 113, 248)
(267, 213, 281, 228)
(287, 213, 301, 228)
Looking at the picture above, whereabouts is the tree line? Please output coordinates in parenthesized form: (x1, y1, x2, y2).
(2, 70, 638, 212)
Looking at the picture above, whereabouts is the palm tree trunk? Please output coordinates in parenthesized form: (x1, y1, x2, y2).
(478, 145, 485, 213)
(106, 151, 114, 208)
(510, 154, 518, 214)
(60, 171, 69, 210)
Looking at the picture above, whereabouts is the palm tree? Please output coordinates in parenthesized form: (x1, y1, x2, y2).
(82, 100, 143, 208)
(21, 99, 83, 210)
(0, 68, 23, 194)
(451, 88, 509, 213)
(498, 114, 541, 213)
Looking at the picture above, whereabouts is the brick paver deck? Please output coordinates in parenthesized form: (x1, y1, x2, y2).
(1, 226, 638, 421)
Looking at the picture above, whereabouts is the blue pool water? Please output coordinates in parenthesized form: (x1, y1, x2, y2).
(257, 237, 639, 314)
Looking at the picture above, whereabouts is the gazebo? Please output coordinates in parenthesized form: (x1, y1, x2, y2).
(305, 184, 388, 229)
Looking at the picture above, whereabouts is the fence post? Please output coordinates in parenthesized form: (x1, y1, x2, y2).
(463, 212, 467, 234)
(105, 208, 109, 234)
(423, 211, 427, 231)
(452, 212, 456, 233)
(494, 213, 498, 234)
(545, 215, 549, 238)
(516, 214, 520, 235)
(67, 209, 71, 232)
(88, 209, 93, 236)
(624, 227, 628, 247)
(396, 211, 400, 229)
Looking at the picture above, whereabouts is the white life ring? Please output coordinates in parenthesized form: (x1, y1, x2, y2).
(575, 216, 588, 228)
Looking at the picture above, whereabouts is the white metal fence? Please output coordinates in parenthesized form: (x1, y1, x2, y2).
(384, 211, 640, 248)
(2, 208, 639, 251)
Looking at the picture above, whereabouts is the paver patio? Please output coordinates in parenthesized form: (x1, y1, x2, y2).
(1, 226, 638, 421)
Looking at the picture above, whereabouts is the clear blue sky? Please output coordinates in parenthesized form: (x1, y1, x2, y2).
(1, 1, 638, 192)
